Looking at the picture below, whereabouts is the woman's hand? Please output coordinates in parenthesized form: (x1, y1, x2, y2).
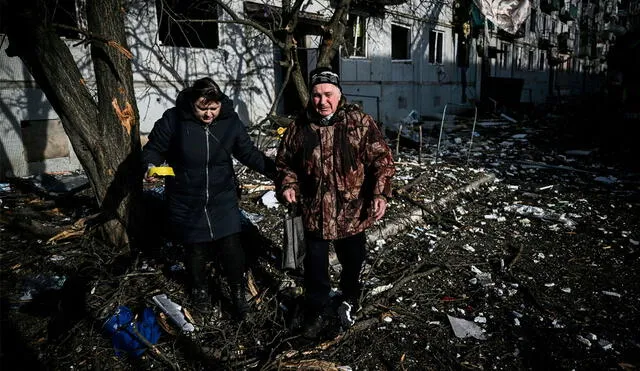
(144, 174, 161, 183)
(283, 188, 297, 204)
(144, 167, 161, 183)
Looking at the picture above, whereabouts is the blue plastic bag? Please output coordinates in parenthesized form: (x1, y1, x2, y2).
(103, 306, 161, 357)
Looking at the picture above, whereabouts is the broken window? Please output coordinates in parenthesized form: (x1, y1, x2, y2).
(344, 14, 367, 58)
(539, 51, 545, 70)
(156, 0, 219, 49)
(428, 29, 443, 64)
(391, 24, 411, 61)
(499, 42, 509, 68)
(530, 9, 537, 33)
(528, 50, 535, 70)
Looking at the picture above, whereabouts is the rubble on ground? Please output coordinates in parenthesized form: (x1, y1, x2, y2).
(1, 112, 639, 370)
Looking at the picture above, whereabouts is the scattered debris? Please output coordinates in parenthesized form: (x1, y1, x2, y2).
(151, 294, 195, 332)
(447, 314, 487, 340)
(1, 111, 639, 370)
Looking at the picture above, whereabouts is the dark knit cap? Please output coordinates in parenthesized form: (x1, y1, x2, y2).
(309, 67, 342, 91)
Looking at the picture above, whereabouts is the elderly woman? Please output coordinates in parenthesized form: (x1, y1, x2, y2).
(275, 67, 395, 339)
(142, 77, 276, 319)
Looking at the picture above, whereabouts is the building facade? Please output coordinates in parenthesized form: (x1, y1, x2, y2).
(0, 0, 616, 178)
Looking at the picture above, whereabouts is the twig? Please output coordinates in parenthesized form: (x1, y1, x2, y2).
(506, 245, 524, 270)
(117, 271, 163, 279)
(380, 266, 442, 301)
(130, 324, 179, 370)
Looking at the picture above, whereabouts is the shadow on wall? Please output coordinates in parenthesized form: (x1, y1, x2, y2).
(127, 2, 273, 129)
(0, 57, 70, 179)
(0, 102, 15, 181)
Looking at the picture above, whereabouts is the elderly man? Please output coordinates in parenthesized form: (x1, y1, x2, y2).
(275, 67, 395, 339)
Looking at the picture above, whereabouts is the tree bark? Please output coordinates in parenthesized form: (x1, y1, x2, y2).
(5, 0, 142, 248)
(317, 0, 351, 68)
(86, 0, 142, 248)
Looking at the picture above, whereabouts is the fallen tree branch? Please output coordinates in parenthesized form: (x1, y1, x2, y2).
(399, 169, 432, 193)
(432, 173, 496, 209)
(48, 230, 84, 244)
(367, 173, 496, 244)
(382, 266, 442, 300)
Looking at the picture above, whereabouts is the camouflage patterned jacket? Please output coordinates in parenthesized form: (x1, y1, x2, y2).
(276, 104, 395, 240)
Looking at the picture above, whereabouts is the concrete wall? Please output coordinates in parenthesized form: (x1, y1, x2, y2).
(0, 0, 608, 179)
(340, 2, 477, 124)
(0, 0, 275, 179)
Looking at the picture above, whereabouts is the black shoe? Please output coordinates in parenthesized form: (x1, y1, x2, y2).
(302, 314, 325, 340)
(337, 300, 361, 329)
(190, 288, 212, 313)
(229, 284, 250, 320)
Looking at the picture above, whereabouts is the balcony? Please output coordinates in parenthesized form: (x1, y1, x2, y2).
(579, 17, 591, 32)
(475, 45, 500, 58)
(538, 31, 557, 49)
(559, 9, 572, 22)
(581, 3, 595, 18)
(577, 32, 596, 58)
(557, 32, 574, 53)
(548, 54, 565, 67)
(558, 5, 578, 22)
(497, 23, 526, 40)
(540, 0, 564, 14)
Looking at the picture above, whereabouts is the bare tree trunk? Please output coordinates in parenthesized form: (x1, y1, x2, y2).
(86, 0, 142, 248)
(317, 0, 352, 67)
(4, 0, 142, 248)
(279, 0, 309, 107)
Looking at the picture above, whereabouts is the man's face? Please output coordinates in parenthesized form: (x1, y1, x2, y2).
(311, 83, 341, 117)
(192, 97, 221, 124)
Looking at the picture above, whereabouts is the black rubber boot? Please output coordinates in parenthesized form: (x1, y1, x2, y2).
(302, 313, 325, 340)
(190, 288, 212, 313)
(229, 284, 250, 320)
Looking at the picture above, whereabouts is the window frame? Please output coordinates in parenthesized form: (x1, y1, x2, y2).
(528, 50, 535, 71)
(529, 8, 537, 33)
(428, 29, 444, 64)
(343, 13, 368, 58)
(391, 23, 412, 61)
(499, 42, 509, 69)
(155, 0, 220, 49)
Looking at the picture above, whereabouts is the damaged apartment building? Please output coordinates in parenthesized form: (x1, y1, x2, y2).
(0, 0, 630, 179)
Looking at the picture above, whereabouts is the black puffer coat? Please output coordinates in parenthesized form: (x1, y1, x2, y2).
(142, 91, 275, 244)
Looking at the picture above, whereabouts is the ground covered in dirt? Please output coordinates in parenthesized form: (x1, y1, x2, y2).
(1, 109, 639, 370)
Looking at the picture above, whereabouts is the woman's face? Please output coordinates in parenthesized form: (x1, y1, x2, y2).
(192, 97, 221, 124)
(311, 83, 341, 117)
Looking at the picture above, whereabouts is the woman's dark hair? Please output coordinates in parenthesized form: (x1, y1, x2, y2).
(186, 77, 224, 104)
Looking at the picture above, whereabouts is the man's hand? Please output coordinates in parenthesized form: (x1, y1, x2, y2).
(283, 188, 297, 204)
(373, 197, 387, 221)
